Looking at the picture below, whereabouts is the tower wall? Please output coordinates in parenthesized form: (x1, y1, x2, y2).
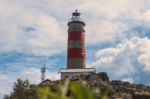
(67, 21, 86, 69)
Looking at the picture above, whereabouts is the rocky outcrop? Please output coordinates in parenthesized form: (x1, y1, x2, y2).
(39, 72, 150, 99)
(110, 80, 150, 92)
(76, 72, 150, 99)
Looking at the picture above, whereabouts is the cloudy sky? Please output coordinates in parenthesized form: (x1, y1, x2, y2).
(1, 0, 150, 98)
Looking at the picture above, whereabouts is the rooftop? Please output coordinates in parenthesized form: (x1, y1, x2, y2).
(59, 68, 96, 73)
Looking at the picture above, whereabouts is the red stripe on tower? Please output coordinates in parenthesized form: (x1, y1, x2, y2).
(68, 48, 85, 58)
(68, 32, 85, 41)
(67, 10, 86, 69)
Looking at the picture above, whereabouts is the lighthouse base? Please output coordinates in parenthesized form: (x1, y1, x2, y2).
(59, 68, 95, 79)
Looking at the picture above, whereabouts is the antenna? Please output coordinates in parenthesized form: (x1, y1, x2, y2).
(41, 56, 47, 82)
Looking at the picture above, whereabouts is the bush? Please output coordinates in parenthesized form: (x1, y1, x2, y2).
(37, 79, 109, 99)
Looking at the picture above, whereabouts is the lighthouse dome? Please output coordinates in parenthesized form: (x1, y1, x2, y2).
(68, 10, 85, 26)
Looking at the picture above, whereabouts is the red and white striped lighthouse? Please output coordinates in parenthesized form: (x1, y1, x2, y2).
(59, 10, 95, 79)
(67, 10, 86, 69)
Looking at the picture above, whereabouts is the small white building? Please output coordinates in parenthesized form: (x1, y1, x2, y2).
(59, 68, 96, 79)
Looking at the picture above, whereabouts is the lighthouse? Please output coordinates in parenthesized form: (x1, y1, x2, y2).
(59, 10, 95, 79)
(67, 10, 86, 69)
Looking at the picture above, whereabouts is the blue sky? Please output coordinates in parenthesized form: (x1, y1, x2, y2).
(1, 0, 150, 98)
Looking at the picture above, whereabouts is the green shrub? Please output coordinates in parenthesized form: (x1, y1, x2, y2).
(37, 79, 109, 99)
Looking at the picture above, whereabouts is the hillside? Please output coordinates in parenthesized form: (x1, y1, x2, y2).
(4, 72, 150, 99)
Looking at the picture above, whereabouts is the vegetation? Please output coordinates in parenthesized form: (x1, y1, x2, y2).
(4, 79, 37, 99)
(4, 79, 111, 99)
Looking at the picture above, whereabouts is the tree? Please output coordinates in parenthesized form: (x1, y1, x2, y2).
(12, 79, 29, 99)
(4, 79, 38, 99)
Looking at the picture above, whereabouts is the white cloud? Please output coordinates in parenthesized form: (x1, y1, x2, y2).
(122, 78, 134, 83)
(86, 21, 128, 44)
(1, 0, 150, 55)
(0, 0, 66, 56)
(0, 74, 9, 81)
(0, 74, 14, 98)
(91, 37, 150, 84)
(80, 0, 146, 44)
(0, 67, 60, 98)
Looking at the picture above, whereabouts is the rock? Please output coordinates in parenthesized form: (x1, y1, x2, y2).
(97, 72, 109, 81)
(85, 73, 99, 81)
(37, 72, 150, 99)
(132, 93, 150, 99)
